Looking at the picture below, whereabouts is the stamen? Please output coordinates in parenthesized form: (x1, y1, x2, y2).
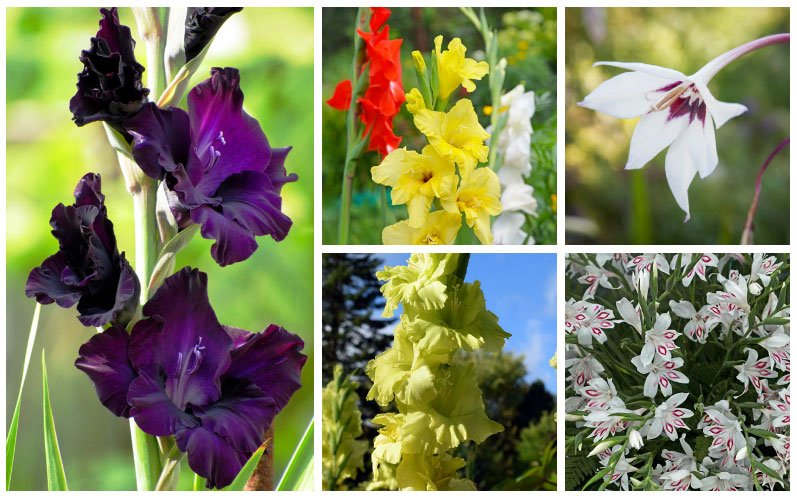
(652, 84, 689, 111)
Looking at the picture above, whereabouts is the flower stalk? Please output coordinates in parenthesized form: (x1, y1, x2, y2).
(741, 138, 789, 244)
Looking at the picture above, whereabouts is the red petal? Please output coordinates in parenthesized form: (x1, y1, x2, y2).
(326, 80, 352, 110)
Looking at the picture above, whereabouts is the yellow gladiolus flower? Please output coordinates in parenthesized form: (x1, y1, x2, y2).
(371, 145, 458, 228)
(456, 167, 502, 245)
(405, 88, 426, 114)
(382, 210, 462, 245)
(434, 35, 489, 99)
(414, 99, 489, 177)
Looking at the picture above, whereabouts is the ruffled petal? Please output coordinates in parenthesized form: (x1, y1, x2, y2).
(124, 103, 192, 180)
(326, 79, 352, 110)
(224, 325, 306, 411)
(74, 326, 136, 417)
(175, 425, 251, 489)
(25, 253, 81, 307)
(132, 267, 232, 409)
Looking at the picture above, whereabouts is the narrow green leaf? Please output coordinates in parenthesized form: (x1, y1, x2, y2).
(6, 303, 41, 489)
(220, 445, 266, 491)
(753, 458, 783, 483)
(582, 466, 611, 490)
(747, 427, 781, 439)
(277, 419, 314, 491)
(42, 350, 68, 491)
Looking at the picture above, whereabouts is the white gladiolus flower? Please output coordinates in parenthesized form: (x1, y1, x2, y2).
(579, 54, 749, 220)
(628, 429, 644, 450)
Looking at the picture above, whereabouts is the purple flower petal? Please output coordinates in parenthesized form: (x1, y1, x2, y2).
(184, 8, 243, 62)
(225, 325, 306, 411)
(124, 103, 192, 180)
(69, 8, 149, 127)
(130, 268, 232, 409)
(190, 171, 293, 266)
(193, 378, 276, 455)
(25, 173, 139, 327)
(74, 326, 136, 417)
(128, 365, 201, 436)
(175, 425, 251, 490)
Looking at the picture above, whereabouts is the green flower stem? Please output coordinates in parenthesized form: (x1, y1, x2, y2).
(132, 7, 166, 101)
(338, 7, 369, 244)
(154, 442, 184, 491)
(453, 253, 471, 283)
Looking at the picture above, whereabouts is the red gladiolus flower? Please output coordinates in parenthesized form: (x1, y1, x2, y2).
(326, 7, 404, 157)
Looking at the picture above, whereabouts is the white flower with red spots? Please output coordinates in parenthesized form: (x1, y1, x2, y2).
(565, 351, 605, 392)
(699, 471, 748, 491)
(598, 445, 638, 491)
(770, 435, 789, 464)
(672, 253, 718, 286)
(734, 348, 776, 396)
(616, 297, 643, 335)
(639, 313, 681, 366)
(711, 273, 751, 314)
(669, 299, 714, 343)
(632, 355, 689, 398)
(645, 392, 694, 441)
(567, 302, 616, 346)
(705, 297, 746, 336)
(564, 298, 588, 333)
(656, 436, 705, 490)
(633, 267, 650, 299)
(584, 406, 640, 442)
(755, 457, 786, 489)
(767, 389, 790, 429)
(626, 253, 671, 275)
(579, 377, 622, 410)
(577, 264, 617, 300)
(750, 253, 782, 288)
(702, 407, 746, 463)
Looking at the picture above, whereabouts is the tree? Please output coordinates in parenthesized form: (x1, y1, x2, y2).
(322, 253, 396, 383)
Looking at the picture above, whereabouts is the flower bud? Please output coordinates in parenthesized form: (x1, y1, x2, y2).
(735, 445, 748, 461)
(628, 429, 644, 450)
(565, 413, 584, 422)
(749, 282, 763, 296)
(411, 50, 426, 73)
(588, 439, 613, 457)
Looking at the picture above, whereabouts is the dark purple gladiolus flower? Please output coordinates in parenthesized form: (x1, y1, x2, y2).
(75, 267, 306, 489)
(69, 8, 149, 131)
(124, 67, 297, 266)
(26, 173, 140, 328)
(184, 7, 243, 62)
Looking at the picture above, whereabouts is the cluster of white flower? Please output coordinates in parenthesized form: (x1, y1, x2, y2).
(565, 253, 790, 491)
(488, 84, 538, 245)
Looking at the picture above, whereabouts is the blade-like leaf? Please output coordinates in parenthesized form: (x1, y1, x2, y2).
(220, 445, 266, 491)
(277, 419, 314, 491)
(6, 303, 41, 489)
(42, 350, 68, 491)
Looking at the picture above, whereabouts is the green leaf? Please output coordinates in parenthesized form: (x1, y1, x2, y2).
(6, 303, 41, 490)
(582, 466, 611, 490)
(193, 473, 201, 491)
(148, 224, 200, 292)
(42, 350, 68, 491)
(747, 427, 781, 439)
(277, 419, 314, 491)
(753, 458, 783, 483)
(219, 445, 266, 491)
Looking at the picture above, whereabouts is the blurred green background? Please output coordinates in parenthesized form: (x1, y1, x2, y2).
(565, 7, 789, 244)
(322, 7, 557, 245)
(6, 7, 313, 490)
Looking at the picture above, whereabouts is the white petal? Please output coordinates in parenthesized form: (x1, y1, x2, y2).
(669, 299, 697, 318)
(492, 212, 527, 245)
(594, 61, 687, 81)
(686, 112, 719, 179)
(693, 80, 747, 128)
(668, 391, 689, 407)
(647, 418, 664, 439)
(501, 182, 537, 214)
(664, 129, 698, 221)
(626, 110, 686, 170)
(579, 70, 676, 119)
(644, 373, 658, 397)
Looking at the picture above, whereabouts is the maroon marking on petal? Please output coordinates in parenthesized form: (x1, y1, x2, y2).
(656, 81, 683, 93)
(577, 373, 585, 385)
(658, 345, 668, 355)
(601, 321, 613, 327)
(659, 377, 670, 388)
(702, 255, 712, 262)
(665, 422, 674, 433)
(585, 389, 600, 397)
(576, 314, 586, 320)
(664, 361, 676, 369)
(667, 371, 680, 379)
(709, 427, 723, 435)
(593, 328, 602, 335)
(586, 276, 596, 283)
(597, 311, 609, 319)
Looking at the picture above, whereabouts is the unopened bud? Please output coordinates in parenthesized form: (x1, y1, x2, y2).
(411, 50, 426, 73)
(565, 413, 583, 422)
(628, 429, 644, 450)
(588, 439, 613, 457)
(749, 282, 763, 296)
(735, 445, 748, 461)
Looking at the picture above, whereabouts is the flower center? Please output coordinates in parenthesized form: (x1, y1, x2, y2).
(651, 81, 707, 125)
(202, 131, 226, 173)
(169, 336, 206, 409)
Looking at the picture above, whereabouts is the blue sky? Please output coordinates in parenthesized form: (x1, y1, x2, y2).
(378, 253, 557, 393)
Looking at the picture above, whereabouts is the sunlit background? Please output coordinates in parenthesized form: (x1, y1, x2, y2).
(565, 7, 789, 244)
(6, 7, 313, 490)
(322, 7, 557, 245)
